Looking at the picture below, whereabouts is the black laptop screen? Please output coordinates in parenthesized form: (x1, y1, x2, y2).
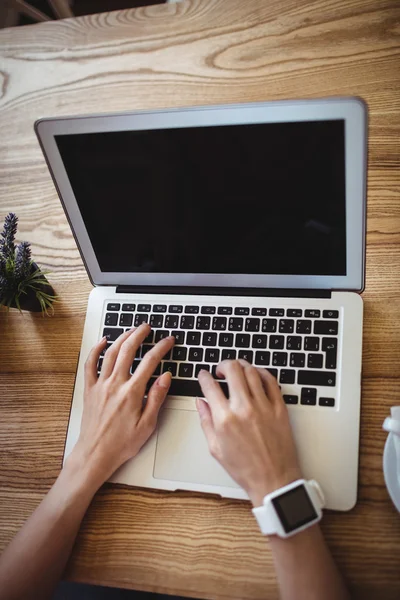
(55, 120, 346, 276)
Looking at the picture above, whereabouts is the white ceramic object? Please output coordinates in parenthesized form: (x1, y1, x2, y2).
(383, 408, 400, 512)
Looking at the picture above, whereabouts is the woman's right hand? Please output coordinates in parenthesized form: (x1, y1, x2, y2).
(197, 360, 303, 507)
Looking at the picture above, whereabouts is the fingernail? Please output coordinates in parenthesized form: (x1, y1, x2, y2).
(166, 335, 175, 341)
(158, 371, 172, 388)
(101, 336, 107, 342)
(198, 369, 208, 377)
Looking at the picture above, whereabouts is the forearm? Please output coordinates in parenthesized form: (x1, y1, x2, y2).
(0, 455, 99, 600)
(268, 524, 350, 600)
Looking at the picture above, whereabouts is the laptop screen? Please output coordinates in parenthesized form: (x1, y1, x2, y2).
(55, 120, 346, 277)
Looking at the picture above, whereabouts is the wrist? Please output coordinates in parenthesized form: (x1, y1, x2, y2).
(246, 469, 304, 507)
(62, 448, 105, 498)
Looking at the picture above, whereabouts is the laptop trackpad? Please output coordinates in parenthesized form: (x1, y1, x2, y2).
(153, 408, 239, 489)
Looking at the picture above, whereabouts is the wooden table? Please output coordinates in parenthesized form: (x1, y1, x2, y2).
(0, 1, 399, 598)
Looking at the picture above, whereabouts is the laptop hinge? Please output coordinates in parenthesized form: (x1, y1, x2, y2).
(116, 286, 332, 299)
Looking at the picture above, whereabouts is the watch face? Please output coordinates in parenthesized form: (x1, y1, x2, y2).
(272, 484, 318, 534)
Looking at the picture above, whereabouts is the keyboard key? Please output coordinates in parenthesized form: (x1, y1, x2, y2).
(150, 314, 164, 328)
(105, 312, 118, 326)
(103, 327, 124, 341)
(218, 307, 232, 315)
(185, 305, 199, 314)
(270, 335, 285, 350)
(270, 308, 284, 316)
(107, 303, 120, 311)
(287, 309, 302, 317)
(245, 318, 260, 332)
(298, 371, 336, 387)
(178, 363, 193, 378)
(187, 331, 201, 345)
(181, 315, 195, 329)
(203, 332, 217, 346)
(189, 348, 204, 362)
(158, 377, 229, 398)
(301, 387, 317, 405)
(290, 353, 305, 368)
(134, 314, 149, 326)
(236, 334, 251, 348)
(267, 368, 278, 378)
(229, 317, 244, 331)
(283, 395, 298, 404)
(152, 363, 161, 376)
(163, 362, 177, 376)
(235, 307, 250, 315)
(152, 304, 166, 313)
(195, 364, 210, 377)
(201, 306, 216, 314)
(323, 310, 339, 319)
(98, 357, 103, 372)
(173, 347, 188, 361)
(239, 349, 254, 363)
(304, 337, 320, 351)
(286, 336, 302, 351)
(255, 351, 270, 366)
(212, 317, 227, 331)
(171, 331, 185, 345)
(212, 365, 224, 380)
(307, 353, 324, 369)
(155, 330, 169, 342)
(131, 359, 141, 373)
(252, 335, 268, 349)
(279, 319, 294, 334)
(305, 309, 320, 318)
(196, 316, 211, 330)
(100, 342, 113, 357)
(272, 352, 288, 366)
(319, 397, 335, 407)
(280, 370, 295, 384)
(169, 305, 183, 313)
(205, 348, 220, 363)
(262, 318, 277, 333)
(144, 330, 154, 344)
(296, 320, 312, 334)
(322, 337, 338, 369)
(141, 344, 153, 357)
(138, 304, 151, 312)
(219, 333, 234, 347)
(314, 321, 338, 335)
(165, 315, 179, 329)
(222, 349, 237, 360)
(122, 304, 135, 312)
(252, 307, 267, 316)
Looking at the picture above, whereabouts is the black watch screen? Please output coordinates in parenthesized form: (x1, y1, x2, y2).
(272, 484, 318, 534)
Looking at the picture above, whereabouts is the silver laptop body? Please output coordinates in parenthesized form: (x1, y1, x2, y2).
(35, 97, 367, 511)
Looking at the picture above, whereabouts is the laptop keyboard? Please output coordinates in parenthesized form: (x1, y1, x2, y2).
(100, 302, 339, 408)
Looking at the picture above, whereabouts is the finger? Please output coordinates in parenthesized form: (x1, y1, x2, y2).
(238, 359, 269, 410)
(113, 323, 153, 379)
(101, 327, 137, 379)
(196, 397, 219, 458)
(140, 371, 172, 432)
(215, 360, 252, 408)
(197, 369, 228, 419)
(133, 335, 175, 384)
(254, 366, 284, 405)
(85, 336, 107, 388)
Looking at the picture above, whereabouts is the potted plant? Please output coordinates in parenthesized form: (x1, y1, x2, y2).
(0, 213, 57, 314)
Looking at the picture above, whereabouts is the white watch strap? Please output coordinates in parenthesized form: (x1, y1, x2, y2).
(252, 503, 276, 535)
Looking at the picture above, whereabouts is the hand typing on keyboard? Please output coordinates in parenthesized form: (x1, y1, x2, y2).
(197, 361, 302, 508)
(68, 323, 175, 488)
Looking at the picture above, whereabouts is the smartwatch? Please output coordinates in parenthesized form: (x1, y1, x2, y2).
(252, 479, 325, 538)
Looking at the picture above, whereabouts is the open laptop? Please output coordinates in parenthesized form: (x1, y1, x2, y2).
(35, 97, 366, 511)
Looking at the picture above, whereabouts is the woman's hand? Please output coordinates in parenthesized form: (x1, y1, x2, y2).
(66, 324, 175, 489)
(197, 360, 302, 507)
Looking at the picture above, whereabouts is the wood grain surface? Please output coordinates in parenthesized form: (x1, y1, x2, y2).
(1, 0, 400, 598)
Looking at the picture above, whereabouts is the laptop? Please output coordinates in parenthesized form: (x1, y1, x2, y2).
(35, 97, 367, 511)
